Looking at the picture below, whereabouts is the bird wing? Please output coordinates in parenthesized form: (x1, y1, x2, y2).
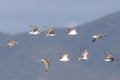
(29, 25, 38, 32)
(42, 58, 49, 72)
(32, 26, 39, 32)
(81, 48, 88, 57)
(105, 52, 114, 59)
(48, 27, 55, 34)
(44, 26, 55, 34)
(66, 27, 75, 30)
(92, 35, 98, 42)
(107, 53, 114, 59)
(92, 38, 97, 42)
(59, 54, 69, 59)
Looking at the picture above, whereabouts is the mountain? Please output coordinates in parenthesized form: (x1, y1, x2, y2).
(0, 11, 120, 80)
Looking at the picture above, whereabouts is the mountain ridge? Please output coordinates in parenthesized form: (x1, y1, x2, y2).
(0, 11, 120, 80)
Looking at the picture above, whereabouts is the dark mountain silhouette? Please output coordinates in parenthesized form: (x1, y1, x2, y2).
(0, 11, 120, 80)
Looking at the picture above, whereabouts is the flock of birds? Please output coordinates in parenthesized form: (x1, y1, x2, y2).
(7, 25, 119, 72)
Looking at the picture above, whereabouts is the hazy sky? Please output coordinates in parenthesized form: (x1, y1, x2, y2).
(0, 0, 120, 34)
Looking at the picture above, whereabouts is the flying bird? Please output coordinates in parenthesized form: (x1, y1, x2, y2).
(28, 25, 40, 35)
(66, 26, 79, 35)
(78, 48, 89, 60)
(44, 26, 56, 36)
(104, 52, 118, 62)
(7, 40, 18, 48)
(58, 54, 71, 62)
(92, 34, 106, 42)
(39, 58, 50, 72)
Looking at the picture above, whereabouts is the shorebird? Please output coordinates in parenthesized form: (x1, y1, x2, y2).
(58, 54, 71, 62)
(28, 25, 40, 35)
(44, 26, 56, 36)
(92, 34, 106, 42)
(78, 48, 89, 60)
(7, 40, 18, 48)
(66, 26, 78, 35)
(39, 58, 50, 72)
(104, 52, 118, 62)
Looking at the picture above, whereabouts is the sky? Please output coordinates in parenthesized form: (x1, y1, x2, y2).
(0, 0, 120, 34)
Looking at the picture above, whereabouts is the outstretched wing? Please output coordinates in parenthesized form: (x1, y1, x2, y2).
(81, 48, 88, 57)
(41, 58, 49, 72)
(66, 26, 75, 30)
(105, 52, 114, 59)
(29, 25, 38, 32)
(44, 26, 55, 34)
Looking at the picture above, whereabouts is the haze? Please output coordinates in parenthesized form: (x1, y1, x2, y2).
(0, 0, 120, 34)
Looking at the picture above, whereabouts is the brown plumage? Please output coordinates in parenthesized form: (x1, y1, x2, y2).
(105, 52, 115, 61)
(29, 25, 39, 32)
(7, 40, 18, 48)
(92, 34, 106, 42)
(104, 52, 119, 62)
(44, 26, 56, 36)
(41, 58, 50, 72)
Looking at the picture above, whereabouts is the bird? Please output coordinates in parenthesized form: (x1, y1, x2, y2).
(39, 58, 50, 72)
(92, 34, 106, 42)
(104, 52, 118, 62)
(44, 26, 56, 36)
(7, 40, 18, 48)
(58, 54, 71, 62)
(28, 25, 40, 35)
(66, 26, 79, 35)
(78, 48, 89, 60)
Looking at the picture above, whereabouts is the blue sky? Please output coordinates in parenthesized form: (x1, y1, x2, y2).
(0, 0, 120, 34)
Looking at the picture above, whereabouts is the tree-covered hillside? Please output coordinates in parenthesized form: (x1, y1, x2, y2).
(0, 11, 120, 80)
